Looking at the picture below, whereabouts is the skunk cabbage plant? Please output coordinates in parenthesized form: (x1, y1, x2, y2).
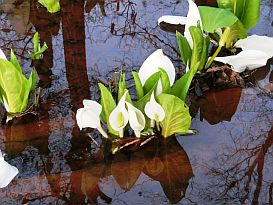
(38, 0, 60, 13)
(0, 149, 19, 188)
(76, 49, 193, 141)
(76, 100, 108, 138)
(158, 0, 273, 73)
(29, 32, 48, 60)
(0, 48, 37, 121)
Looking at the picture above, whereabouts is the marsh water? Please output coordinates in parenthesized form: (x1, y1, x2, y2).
(0, 0, 273, 204)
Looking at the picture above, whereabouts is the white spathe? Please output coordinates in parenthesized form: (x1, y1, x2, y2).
(126, 102, 145, 138)
(109, 92, 129, 138)
(138, 49, 175, 95)
(76, 100, 108, 138)
(184, 0, 202, 48)
(157, 0, 202, 49)
(0, 48, 7, 60)
(0, 149, 19, 188)
(76, 100, 102, 130)
(0, 49, 10, 113)
(214, 50, 269, 73)
(158, 15, 187, 25)
(235, 35, 273, 58)
(144, 92, 165, 128)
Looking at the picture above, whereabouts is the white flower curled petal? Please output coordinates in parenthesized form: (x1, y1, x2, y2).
(76, 107, 101, 130)
(214, 50, 269, 73)
(126, 102, 145, 138)
(235, 35, 273, 58)
(138, 49, 175, 94)
(144, 92, 165, 127)
(109, 91, 129, 137)
(184, 0, 203, 49)
(83, 100, 102, 115)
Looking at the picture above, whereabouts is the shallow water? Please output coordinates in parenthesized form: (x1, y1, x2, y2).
(0, 0, 273, 204)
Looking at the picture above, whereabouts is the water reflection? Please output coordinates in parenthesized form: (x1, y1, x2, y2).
(190, 87, 242, 125)
(0, 0, 273, 204)
(199, 124, 273, 205)
(0, 137, 193, 204)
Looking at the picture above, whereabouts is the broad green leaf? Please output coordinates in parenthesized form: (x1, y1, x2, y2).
(217, 0, 260, 29)
(0, 59, 28, 113)
(98, 83, 118, 135)
(132, 71, 144, 100)
(38, 0, 60, 13)
(21, 71, 37, 111)
(143, 71, 160, 94)
(171, 62, 200, 101)
(157, 94, 191, 138)
(199, 36, 210, 71)
(189, 26, 206, 71)
(225, 21, 247, 48)
(10, 50, 22, 73)
(158, 68, 171, 93)
(199, 6, 238, 33)
(118, 73, 126, 101)
(176, 31, 192, 66)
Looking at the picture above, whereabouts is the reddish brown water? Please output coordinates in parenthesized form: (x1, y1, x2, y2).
(0, 0, 273, 204)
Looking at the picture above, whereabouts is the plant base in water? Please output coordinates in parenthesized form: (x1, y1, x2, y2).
(190, 64, 244, 97)
(111, 135, 157, 154)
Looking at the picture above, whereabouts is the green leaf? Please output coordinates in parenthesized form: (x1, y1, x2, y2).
(157, 94, 191, 138)
(0, 59, 29, 113)
(199, 6, 239, 33)
(217, 0, 260, 29)
(135, 82, 158, 113)
(225, 21, 247, 48)
(98, 83, 118, 135)
(10, 50, 22, 73)
(199, 35, 210, 71)
(158, 68, 171, 93)
(171, 62, 200, 101)
(132, 71, 144, 100)
(33, 32, 39, 53)
(30, 32, 48, 60)
(21, 71, 37, 111)
(38, 0, 60, 13)
(118, 73, 126, 101)
(31, 43, 48, 60)
(143, 71, 160, 94)
(176, 31, 192, 66)
(189, 26, 206, 71)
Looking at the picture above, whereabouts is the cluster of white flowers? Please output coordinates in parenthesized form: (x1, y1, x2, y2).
(76, 49, 175, 138)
